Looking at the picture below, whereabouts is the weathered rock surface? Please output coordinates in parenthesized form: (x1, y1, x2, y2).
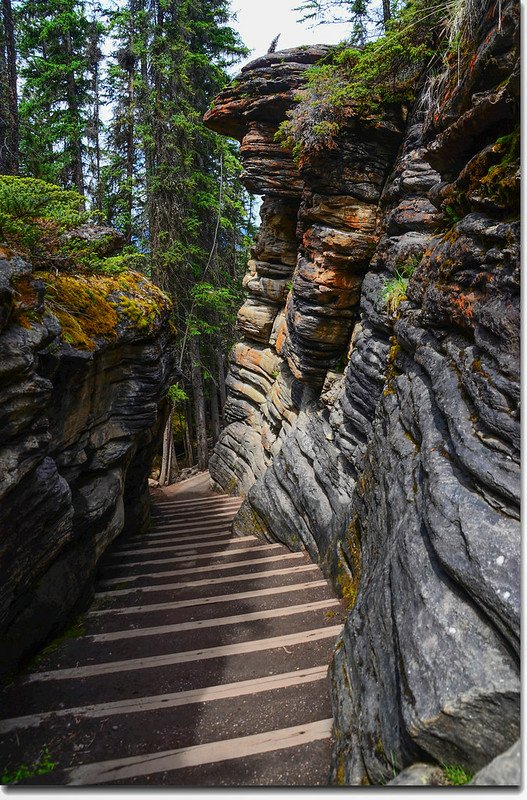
(387, 763, 445, 786)
(204, 47, 331, 198)
(207, 0, 519, 785)
(330, 2, 519, 782)
(0, 253, 176, 678)
(470, 740, 521, 786)
(206, 47, 404, 492)
(208, 194, 302, 493)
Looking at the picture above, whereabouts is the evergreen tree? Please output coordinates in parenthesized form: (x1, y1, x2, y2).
(103, 0, 142, 242)
(17, 0, 93, 193)
(296, 0, 392, 42)
(85, 2, 105, 210)
(135, 0, 248, 474)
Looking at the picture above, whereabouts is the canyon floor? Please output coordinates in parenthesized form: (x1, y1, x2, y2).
(0, 473, 343, 786)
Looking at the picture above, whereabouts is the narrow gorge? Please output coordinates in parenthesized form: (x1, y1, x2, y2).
(0, 0, 520, 788)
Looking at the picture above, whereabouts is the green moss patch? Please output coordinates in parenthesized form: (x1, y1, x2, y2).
(41, 270, 172, 351)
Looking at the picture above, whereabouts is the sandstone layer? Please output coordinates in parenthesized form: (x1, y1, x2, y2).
(205, 1, 519, 786)
(0, 246, 176, 678)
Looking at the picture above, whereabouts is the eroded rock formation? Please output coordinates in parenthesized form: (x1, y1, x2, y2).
(0, 246, 176, 678)
(205, 1, 519, 786)
(205, 47, 404, 495)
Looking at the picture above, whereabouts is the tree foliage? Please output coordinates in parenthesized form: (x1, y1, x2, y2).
(296, 0, 392, 43)
(16, 0, 101, 195)
(0, 175, 88, 254)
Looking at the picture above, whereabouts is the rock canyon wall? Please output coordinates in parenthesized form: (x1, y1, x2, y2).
(205, 0, 519, 784)
(0, 239, 176, 678)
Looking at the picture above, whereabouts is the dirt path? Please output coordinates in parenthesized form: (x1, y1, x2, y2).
(0, 472, 342, 786)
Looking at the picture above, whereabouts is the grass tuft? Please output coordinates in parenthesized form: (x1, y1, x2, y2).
(442, 764, 474, 785)
(381, 255, 420, 315)
(1, 746, 56, 785)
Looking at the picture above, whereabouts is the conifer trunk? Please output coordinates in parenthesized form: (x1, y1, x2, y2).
(125, 66, 134, 243)
(169, 437, 178, 482)
(184, 400, 194, 468)
(215, 342, 227, 415)
(209, 379, 221, 445)
(93, 59, 102, 211)
(65, 29, 84, 196)
(159, 409, 174, 486)
(124, 2, 135, 243)
(2, 0, 18, 173)
(190, 336, 208, 471)
(0, 35, 8, 173)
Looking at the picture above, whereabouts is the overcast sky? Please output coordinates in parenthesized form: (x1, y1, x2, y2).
(229, 0, 352, 72)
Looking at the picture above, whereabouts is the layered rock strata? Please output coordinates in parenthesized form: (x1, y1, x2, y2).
(0, 251, 176, 678)
(206, 0, 519, 786)
(205, 47, 404, 493)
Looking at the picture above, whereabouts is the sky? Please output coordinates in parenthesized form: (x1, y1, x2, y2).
(229, 0, 353, 72)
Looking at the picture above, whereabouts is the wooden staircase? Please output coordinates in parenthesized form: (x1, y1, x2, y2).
(0, 474, 342, 786)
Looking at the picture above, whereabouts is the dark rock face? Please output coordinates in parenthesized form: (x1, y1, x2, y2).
(0, 255, 176, 678)
(207, 2, 519, 785)
(330, 2, 520, 780)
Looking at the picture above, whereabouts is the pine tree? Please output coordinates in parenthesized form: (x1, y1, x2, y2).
(103, 0, 141, 242)
(17, 0, 93, 193)
(85, 2, 105, 211)
(137, 0, 248, 475)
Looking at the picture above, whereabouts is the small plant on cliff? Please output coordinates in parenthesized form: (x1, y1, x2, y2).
(480, 127, 520, 210)
(381, 255, 419, 315)
(382, 272, 409, 314)
(276, 0, 452, 160)
(1, 746, 56, 784)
